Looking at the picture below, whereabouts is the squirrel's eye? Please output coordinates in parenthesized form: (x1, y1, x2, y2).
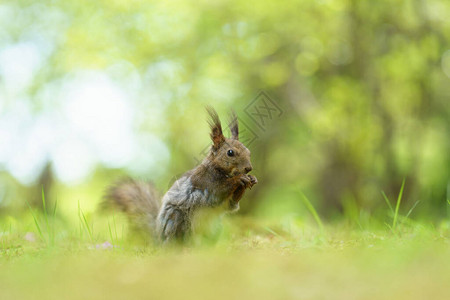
(227, 149, 234, 157)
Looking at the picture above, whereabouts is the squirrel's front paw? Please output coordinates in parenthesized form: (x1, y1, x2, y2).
(239, 175, 251, 188)
(239, 174, 258, 189)
(248, 175, 258, 188)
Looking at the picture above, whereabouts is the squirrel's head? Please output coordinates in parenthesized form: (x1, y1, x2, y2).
(206, 106, 253, 177)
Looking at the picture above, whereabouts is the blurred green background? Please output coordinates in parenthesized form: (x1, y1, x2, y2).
(0, 0, 449, 225)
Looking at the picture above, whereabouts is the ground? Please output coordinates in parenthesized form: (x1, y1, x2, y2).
(1, 215, 449, 300)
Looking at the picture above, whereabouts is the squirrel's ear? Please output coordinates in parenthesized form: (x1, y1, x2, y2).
(228, 110, 239, 140)
(206, 106, 225, 150)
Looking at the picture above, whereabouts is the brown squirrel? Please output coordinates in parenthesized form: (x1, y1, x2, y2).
(104, 107, 257, 243)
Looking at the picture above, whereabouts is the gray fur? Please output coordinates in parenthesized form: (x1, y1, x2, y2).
(157, 173, 236, 243)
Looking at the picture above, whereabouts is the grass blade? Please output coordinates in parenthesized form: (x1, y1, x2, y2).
(405, 200, 420, 220)
(53, 197, 58, 218)
(392, 178, 406, 230)
(299, 190, 324, 234)
(381, 191, 394, 215)
(41, 186, 53, 246)
(264, 227, 280, 237)
(113, 214, 118, 242)
(78, 201, 83, 239)
(384, 222, 393, 232)
(25, 199, 45, 242)
(81, 210, 93, 242)
(42, 186, 49, 230)
(78, 200, 93, 242)
(108, 220, 114, 244)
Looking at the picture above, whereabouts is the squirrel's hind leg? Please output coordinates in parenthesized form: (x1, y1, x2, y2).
(158, 206, 190, 243)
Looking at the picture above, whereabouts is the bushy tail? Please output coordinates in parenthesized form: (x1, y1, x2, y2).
(103, 178, 161, 235)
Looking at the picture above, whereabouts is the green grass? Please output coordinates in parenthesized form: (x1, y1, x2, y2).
(1, 221, 450, 300)
(1, 193, 450, 300)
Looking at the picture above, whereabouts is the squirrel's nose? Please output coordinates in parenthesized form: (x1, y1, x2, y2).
(245, 166, 252, 173)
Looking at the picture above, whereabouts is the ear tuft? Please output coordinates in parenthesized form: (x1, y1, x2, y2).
(206, 106, 225, 150)
(228, 110, 239, 140)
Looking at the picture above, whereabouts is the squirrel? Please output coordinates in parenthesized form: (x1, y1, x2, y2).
(104, 107, 258, 243)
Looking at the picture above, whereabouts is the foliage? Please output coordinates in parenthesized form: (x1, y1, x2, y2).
(0, 0, 449, 226)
